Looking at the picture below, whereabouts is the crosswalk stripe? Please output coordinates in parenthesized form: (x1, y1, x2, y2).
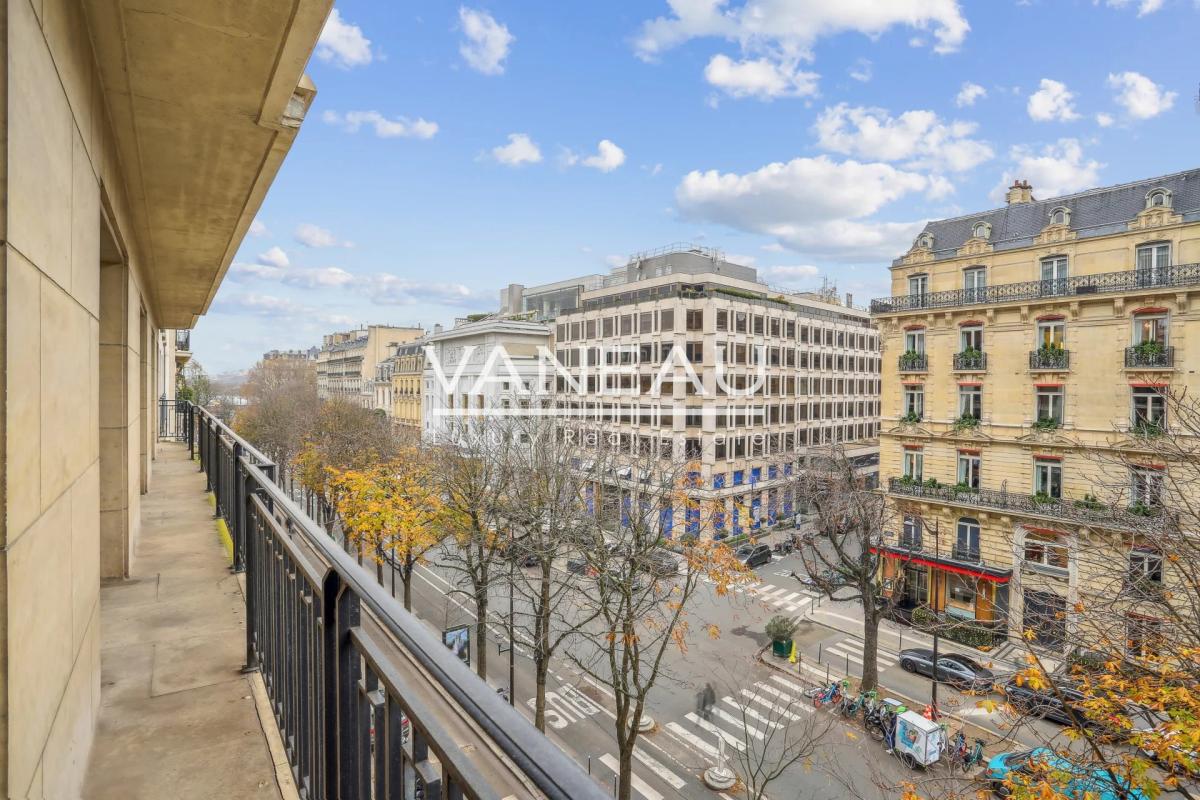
(713, 707, 765, 740)
(768, 675, 813, 701)
(827, 639, 897, 665)
(760, 586, 790, 599)
(599, 753, 663, 800)
(685, 712, 746, 751)
(759, 683, 814, 713)
(824, 646, 865, 665)
(632, 748, 685, 790)
(722, 695, 783, 728)
(779, 591, 802, 603)
(666, 721, 719, 758)
(741, 688, 807, 722)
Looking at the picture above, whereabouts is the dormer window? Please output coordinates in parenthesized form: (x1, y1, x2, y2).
(971, 221, 991, 240)
(1146, 188, 1171, 209)
(916, 232, 934, 250)
(1049, 206, 1071, 227)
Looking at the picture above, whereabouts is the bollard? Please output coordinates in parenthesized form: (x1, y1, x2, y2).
(818, 641, 823, 663)
(899, 630, 903, 652)
(588, 756, 592, 775)
(845, 653, 850, 676)
(825, 664, 830, 683)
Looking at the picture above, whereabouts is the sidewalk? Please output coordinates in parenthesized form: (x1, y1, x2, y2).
(83, 443, 294, 800)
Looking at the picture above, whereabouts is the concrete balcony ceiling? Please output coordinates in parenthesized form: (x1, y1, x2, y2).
(83, 0, 331, 328)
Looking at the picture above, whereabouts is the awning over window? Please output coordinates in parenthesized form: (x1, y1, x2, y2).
(872, 546, 1013, 584)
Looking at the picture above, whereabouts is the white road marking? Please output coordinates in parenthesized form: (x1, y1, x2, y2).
(769, 675, 814, 701)
(779, 591, 802, 603)
(665, 721, 719, 758)
(759, 683, 814, 713)
(759, 586, 790, 599)
(632, 748, 686, 789)
(713, 707, 765, 740)
(740, 689, 807, 721)
(722, 696, 783, 728)
(685, 712, 746, 751)
(599, 754, 663, 800)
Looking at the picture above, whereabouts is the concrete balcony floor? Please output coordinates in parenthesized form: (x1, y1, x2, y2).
(83, 443, 293, 799)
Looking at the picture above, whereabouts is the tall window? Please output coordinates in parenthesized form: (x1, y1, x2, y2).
(903, 387, 924, 419)
(903, 449, 924, 481)
(686, 309, 704, 331)
(716, 310, 728, 331)
(1037, 319, 1065, 348)
(1040, 255, 1068, 292)
(1034, 458, 1062, 499)
(901, 515, 923, 549)
(908, 274, 928, 299)
(955, 518, 981, 562)
(963, 267, 987, 302)
(959, 385, 982, 419)
(960, 325, 983, 353)
(904, 329, 925, 353)
(1132, 387, 1166, 431)
(1036, 386, 1064, 426)
(1133, 312, 1168, 345)
(1136, 242, 1171, 285)
(1129, 549, 1163, 585)
(957, 453, 981, 489)
(1024, 531, 1069, 570)
(1131, 467, 1163, 507)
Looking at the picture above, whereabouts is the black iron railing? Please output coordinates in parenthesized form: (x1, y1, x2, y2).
(184, 402, 605, 800)
(951, 545, 981, 563)
(871, 264, 1200, 314)
(952, 351, 986, 371)
(1029, 349, 1069, 370)
(1125, 345, 1174, 368)
(899, 353, 928, 372)
(157, 398, 192, 442)
(887, 477, 1169, 533)
(176, 329, 191, 351)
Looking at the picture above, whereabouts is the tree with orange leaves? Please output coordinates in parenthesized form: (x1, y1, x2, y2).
(328, 448, 447, 611)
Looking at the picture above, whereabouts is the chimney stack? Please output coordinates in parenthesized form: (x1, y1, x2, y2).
(433, 323, 443, 336)
(845, 292, 853, 308)
(1005, 179, 1034, 205)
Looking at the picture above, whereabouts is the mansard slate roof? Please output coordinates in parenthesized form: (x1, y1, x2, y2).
(893, 168, 1200, 266)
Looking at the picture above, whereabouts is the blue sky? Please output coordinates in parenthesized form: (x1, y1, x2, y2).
(197, 0, 1199, 374)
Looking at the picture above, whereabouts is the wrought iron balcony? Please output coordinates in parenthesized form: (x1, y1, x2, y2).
(871, 264, 1200, 314)
(898, 352, 928, 372)
(952, 351, 986, 371)
(1125, 344, 1174, 369)
(175, 329, 191, 351)
(886, 477, 1170, 533)
(1029, 348, 1069, 370)
(951, 545, 981, 563)
(179, 402, 605, 800)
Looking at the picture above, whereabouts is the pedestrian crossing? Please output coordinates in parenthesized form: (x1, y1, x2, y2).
(702, 576, 822, 616)
(662, 675, 815, 767)
(823, 636, 897, 669)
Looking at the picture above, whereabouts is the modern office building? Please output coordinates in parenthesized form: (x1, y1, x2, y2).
(315, 324, 424, 406)
(552, 245, 880, 538)
(500, 273, 607, 321)
(871, 171, 1200, 651)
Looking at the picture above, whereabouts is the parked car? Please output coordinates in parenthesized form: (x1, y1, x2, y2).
(735, 543, 773, 569)
(898, 648, 995, 691)
(638, 549, 680, 578)
(984, 748, 1149, 799)
(1001, 678, 1091, 726)
(565, 555, 592, 575)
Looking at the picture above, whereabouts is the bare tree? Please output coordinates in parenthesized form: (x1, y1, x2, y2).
(793, 444, 897, 693)
(566, 427, 753, 800)
(233, 358, 318, 467)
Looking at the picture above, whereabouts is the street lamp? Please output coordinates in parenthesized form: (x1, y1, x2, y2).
(929, 516, 941, 714)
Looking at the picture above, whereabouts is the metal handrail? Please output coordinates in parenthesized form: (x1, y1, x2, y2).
(187, 401, 605, 800)
(1029, 349, 1070, 370)
(871, 264, 1200, 313)
(952, 351, 986, 371)
(1124, 345, 1174, 368)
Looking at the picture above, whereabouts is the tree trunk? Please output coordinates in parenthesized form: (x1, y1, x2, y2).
(475, 588, 489, 679)
(534, 654, 547, 732)
(533, 566, 552, 732)
(402, 561, 413, 611)
(861, 603, 881, 692)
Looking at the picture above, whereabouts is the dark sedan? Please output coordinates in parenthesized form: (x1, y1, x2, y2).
(1001, 678, 1092, 726)
(898, 648, 995, 691)
(735, 543, 773, 569)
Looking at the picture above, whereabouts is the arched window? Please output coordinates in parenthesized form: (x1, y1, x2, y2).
(1049, 206, 1071, 226)
(916, 232, 934, 250)
(1145, 188, 1171, 209)
(901, 515, 923, 549)
(971, 221, 991, 240)
(955, 517, 981, 562)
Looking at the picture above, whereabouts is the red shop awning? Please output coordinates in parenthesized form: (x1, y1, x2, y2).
(873, 546, 1012, 584)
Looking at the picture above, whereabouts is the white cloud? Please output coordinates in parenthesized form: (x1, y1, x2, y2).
(249, 218, 267, 236)
(1105, 0, 1164, 15)
(703, 54, 819, 100)
(675, 155, 929, 259)
(316, 9, 374, 69)
(360, 274, 476, 306)
(1027, 79, 1080, 122)
(231, 262, 355, 289)
(1107, 71, 1176, 119)
(458, 7, 514, 75)
(633, 0, 970, 61)
(812, 104, 993, 173)
(849, 58, 872, 83)
(645, 163, 664, 176)
(257, 246, 289, 268)
(491, 133, 542, 166)
(215, 292, 355, 326)
(992, 138, 1104, 201)
(322, 110, 438, 139)
(760, 242, 785, 253)
(763, 264, 820, 283)
(726, 253, 759, 267)
(955, 81, 986, 107)
(1096, 112, 1115, 127)
(564, 140, 627, 172)
(294, 223, 353, 248)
